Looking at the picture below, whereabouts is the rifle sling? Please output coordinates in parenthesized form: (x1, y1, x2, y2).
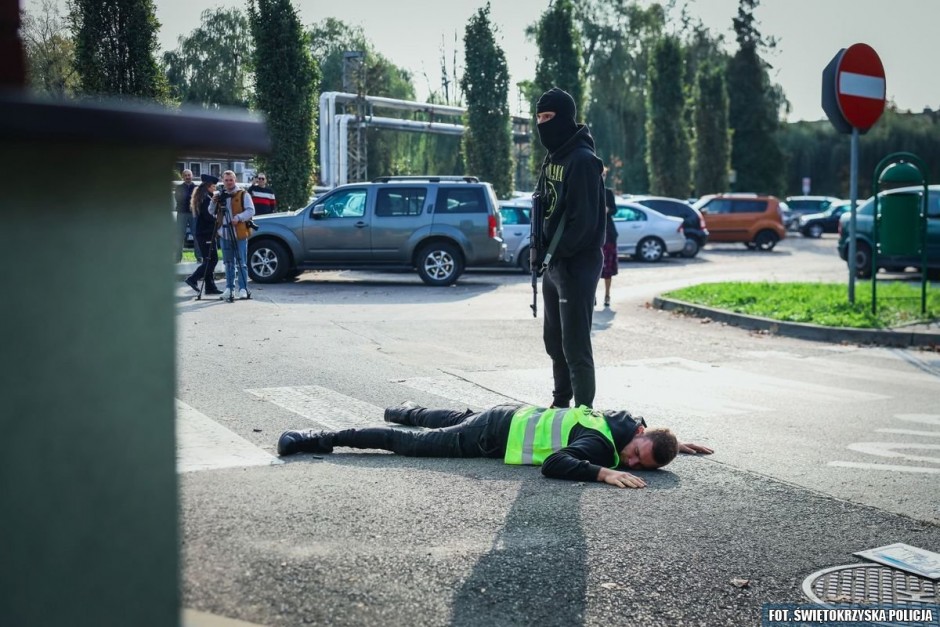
(541, 215, 566, 270)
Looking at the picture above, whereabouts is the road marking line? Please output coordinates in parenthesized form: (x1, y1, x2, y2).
(876, 429, 940, 438)
(846, 442, 940, 465)
(395, 374, 521, 409)
(828, 461, 940, 475)
(176, 400, 280, 473)
(245, 385, 382, 430)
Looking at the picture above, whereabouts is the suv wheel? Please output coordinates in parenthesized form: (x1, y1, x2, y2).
(416, 242, 464, 286)
(636, 237, 665, 262)
(248, 239, 289, 283)
(852, 241, 873, 279)
(681, 237, 700, 258)
(753, 230, 779, 251)
(807, 223, 824, 238)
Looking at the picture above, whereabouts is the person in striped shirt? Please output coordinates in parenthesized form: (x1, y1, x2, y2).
(247, 172, 277, 215)
(277, 403, 712, 488)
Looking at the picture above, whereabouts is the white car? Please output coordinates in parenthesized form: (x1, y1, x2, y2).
(498, 199, 533, 272)
(614, 201, 686, 262)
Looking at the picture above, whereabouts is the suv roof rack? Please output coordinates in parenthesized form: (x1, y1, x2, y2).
(371, 175, 480, 184)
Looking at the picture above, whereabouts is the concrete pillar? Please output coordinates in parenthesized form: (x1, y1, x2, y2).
(0, 94, 269, 627)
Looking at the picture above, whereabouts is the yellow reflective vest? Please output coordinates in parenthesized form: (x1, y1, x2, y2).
(503, 405, 619, 467)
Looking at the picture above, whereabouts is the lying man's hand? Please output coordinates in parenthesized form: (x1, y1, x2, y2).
(679, 442, 714, 455)
(597, 467, 647, 489)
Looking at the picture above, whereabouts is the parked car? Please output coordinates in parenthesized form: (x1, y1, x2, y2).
(626, 195, 709, 258)
(799, 200, 851, 238)
(692, 193, 787, 251)
(613, 201, 686, 262)
(246, 176, 506, 286)
(498, 198, 532, 272)
(837, 184, 940, 279)
(784, 196, 843, 231)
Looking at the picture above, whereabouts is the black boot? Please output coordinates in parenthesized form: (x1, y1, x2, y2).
(383, 401, 422, 425)
(277, 429, 335, 456)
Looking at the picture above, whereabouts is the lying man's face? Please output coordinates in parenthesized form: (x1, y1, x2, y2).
(622, 434, 660, 470)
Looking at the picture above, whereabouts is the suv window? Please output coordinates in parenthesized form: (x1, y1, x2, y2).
(614, 206, 646, 221)
(320, 188, 367, 218)
(731, 200, 768, 213)
(376, 188, 426, 217)
(703, 199, 733, 214)
(436, 187, 486, 214)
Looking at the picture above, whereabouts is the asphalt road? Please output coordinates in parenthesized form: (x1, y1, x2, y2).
(176, 234, 940, 626)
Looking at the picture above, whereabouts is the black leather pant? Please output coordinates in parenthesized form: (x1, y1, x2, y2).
(542, 250, 602, 408)
(331, 405, 515, 459)
(187, 235, 219, 288)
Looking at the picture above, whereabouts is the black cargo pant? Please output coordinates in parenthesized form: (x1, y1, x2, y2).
(542, 250, 603, 408)
(330, 404, 515, 458)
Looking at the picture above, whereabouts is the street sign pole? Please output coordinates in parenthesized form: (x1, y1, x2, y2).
(848, 128, 859, 303)
(821, 43, 886, 306)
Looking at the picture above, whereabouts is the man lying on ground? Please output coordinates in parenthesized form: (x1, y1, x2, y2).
(277, 403, 713, 489)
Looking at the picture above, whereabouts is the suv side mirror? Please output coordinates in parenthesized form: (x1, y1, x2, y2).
(699, 206, 708, 214)
(312, 206, 326, 219)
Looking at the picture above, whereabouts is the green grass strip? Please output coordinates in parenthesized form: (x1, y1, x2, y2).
(663, 281, 939, 329)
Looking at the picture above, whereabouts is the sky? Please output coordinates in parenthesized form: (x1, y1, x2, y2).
(116, 1, 940, 122)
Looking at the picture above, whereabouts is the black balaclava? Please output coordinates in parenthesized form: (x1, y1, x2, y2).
(536, 87, 579, 154)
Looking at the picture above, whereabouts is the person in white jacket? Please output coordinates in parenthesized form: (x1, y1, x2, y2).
(209, 170, 255, 301)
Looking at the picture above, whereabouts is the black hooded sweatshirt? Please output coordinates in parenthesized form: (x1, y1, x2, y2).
(535, 124, 607, 260)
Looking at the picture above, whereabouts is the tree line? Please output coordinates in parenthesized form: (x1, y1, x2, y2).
(22, 0, 938, 203)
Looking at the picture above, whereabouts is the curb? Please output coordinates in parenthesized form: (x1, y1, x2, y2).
(653, 296, 940, 348)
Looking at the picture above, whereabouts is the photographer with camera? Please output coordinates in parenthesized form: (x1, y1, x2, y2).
(209, 170, 255, 300)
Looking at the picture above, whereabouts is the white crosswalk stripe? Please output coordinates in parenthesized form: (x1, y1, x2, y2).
(244, 385, 384, 430)
(394, 373, 523, 410)
(176, 400, 280, 473)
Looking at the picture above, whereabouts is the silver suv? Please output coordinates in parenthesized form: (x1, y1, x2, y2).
(246, 176, 506, 286)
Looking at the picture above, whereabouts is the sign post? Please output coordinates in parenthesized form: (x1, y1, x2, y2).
(822, 43, 886, 303)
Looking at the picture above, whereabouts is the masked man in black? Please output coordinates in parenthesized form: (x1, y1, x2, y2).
(534, 87, 607, 409)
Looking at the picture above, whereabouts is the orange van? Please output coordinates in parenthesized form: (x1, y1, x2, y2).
(692, 193, 787, 251)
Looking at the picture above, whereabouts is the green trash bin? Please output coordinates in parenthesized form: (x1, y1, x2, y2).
(870, 153, 929, 315)
(877, 191, 923, 256)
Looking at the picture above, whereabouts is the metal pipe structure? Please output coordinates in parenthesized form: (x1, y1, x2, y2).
(319, 91, 530, 188)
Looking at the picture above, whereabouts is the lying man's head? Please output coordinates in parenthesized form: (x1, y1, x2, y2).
(621, 427, 678, 470)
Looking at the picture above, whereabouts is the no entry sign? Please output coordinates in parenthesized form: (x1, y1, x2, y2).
(837, 44, 886, 130)
(822, 43, 886, 134)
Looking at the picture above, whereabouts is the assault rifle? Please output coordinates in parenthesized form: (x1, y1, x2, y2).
(529, 192, 544, 317)
(528, 191, 567, 318)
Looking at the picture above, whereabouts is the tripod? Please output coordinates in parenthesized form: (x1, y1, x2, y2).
(218, 197, 252, 303)
(193, 233, 218, 301)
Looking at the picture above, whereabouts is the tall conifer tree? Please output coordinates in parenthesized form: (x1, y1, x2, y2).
(249, 0, 319, 209)
(69, 0, 166, 99)
(646, 35, 690, 198)
(692, 63, 731, 195)
(461, 3, 513, 198)
(726, 0, 785, 194)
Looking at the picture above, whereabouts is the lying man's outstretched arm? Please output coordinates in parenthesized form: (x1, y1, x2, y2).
(678, 442, 714, 455)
